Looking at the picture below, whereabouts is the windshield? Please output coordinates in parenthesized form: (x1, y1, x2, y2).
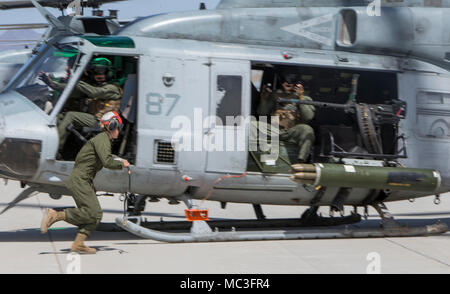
(14, 44, 82, 115)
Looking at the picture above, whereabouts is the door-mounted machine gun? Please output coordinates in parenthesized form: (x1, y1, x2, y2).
(276, 97, 407, 160)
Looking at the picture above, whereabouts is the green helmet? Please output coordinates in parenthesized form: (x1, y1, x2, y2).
(88, 57, 113, 80)
(89, 57, 112, 70)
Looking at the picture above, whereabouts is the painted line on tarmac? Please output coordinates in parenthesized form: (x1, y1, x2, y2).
(36, 195, 64, 274)
(385, 238, 450, 268)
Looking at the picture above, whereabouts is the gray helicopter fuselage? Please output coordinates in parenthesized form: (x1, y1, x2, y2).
(1, 4, 450, 207)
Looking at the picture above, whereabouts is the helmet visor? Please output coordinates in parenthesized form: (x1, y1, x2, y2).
(91, 66, 108, 75)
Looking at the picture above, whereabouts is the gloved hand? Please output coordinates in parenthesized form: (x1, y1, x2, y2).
(38, 71, 52, 86)
(260, 84, 272, 100)
(39, 71, 57, 87)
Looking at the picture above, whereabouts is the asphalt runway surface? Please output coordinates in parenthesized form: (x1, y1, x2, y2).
(1, 180, 450, 274)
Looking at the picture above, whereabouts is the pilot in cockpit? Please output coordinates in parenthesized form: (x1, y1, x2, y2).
(39, 57, 123, 158)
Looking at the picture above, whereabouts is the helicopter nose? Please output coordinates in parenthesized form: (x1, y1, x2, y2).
(0, 126, 42, 180)
(0, 92, 43, 180)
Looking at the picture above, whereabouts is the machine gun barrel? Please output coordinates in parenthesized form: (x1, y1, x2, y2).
(276, 98, 406, 121)
(277, 98, 354, 111)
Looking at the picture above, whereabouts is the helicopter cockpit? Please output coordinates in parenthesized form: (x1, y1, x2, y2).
(14, 44, 82, 115)
(2, 36, 139, 167)
(55, 52, 138, 163)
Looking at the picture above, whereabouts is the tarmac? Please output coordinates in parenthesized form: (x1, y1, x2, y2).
(1, 180, 450, 274)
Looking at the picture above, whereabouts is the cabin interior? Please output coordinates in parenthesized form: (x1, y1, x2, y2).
(248, 62, 400, 173)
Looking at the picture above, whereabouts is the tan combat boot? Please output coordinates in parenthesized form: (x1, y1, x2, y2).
(71, 233, 97, 254)
(40, 208, 66, 234)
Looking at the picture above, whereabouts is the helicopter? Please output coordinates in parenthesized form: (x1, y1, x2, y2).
(0, 0, 449, 242)
(0, 0, 128, 89)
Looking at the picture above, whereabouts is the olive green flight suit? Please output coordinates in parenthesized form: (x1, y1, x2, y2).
(64, 132, 123, 237)
(51, 78, 84, 112)
(57, 81, 122, 149)
(257, 89, 316, 162)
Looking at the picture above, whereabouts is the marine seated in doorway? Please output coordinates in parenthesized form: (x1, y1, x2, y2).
(257, 74, 316, 163)
(39, 57, 123, 157)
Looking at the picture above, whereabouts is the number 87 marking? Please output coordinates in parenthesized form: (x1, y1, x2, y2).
(146, 93, 180, 116)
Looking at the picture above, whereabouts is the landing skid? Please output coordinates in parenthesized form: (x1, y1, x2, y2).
(114, 202, 448, 243)
(100, 213, 360, 232)
(115, 217, 447, 243)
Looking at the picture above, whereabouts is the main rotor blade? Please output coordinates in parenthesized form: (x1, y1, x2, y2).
(0, 0, 126, 10)
(0, 23, 48, 30)
(0, 1, 32, 10)
(0, 39, 40, 42)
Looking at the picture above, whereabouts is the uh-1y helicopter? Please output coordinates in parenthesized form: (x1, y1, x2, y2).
(0, 0, 449, 242)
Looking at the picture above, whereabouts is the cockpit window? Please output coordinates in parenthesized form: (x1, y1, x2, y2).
(14, 45, 82, 115)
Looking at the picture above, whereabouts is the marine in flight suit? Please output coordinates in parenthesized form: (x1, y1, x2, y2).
(257, 75, 316, 163)
(40, 111, 130, 254)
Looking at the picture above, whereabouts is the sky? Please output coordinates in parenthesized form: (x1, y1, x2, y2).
(0, 0, 222, 24)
